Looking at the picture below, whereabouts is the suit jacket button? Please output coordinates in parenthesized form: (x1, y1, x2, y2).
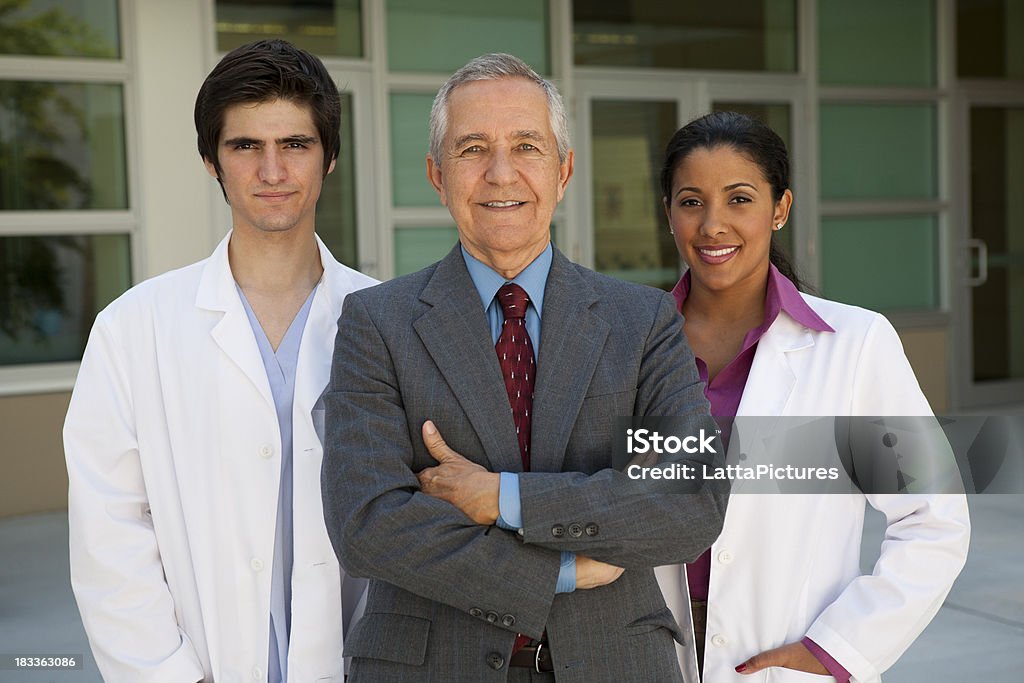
(568, 523, 583, 537)
(501, 614, 516, 627)
(469, 607, 483, 618)
(487, 652, 505, 669)
(585, 523, 599, 536)
(485, 611, 499, 624)
(551, 524, 565, 537)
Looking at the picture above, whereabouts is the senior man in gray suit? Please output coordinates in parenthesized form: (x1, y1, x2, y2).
(321, 53, 728, 682)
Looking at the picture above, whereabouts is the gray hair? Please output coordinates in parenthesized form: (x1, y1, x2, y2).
(428, 53, 570, 165)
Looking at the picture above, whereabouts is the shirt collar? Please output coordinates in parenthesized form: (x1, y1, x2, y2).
(671, 263, 834, 335)
(461, 243, 552, 317)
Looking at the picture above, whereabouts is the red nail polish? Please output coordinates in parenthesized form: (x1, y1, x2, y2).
(735, 664, 748, 673)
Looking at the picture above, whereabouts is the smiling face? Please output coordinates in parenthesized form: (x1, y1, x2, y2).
(205, 98, 334, 237)
(426, 78, 574, 277)
(665, 145, 792, 295)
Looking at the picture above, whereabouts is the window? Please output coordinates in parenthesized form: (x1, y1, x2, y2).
(0, 0, 132, 371)
(590, 99, 678, 290)
(957, 0, 1024, 79)
(574, 0, 797, 72)
(816, 1, 943, 313)
(818, 0, 935, 86)
(215, 0, 363, 57)
(387, 0, 549, 74)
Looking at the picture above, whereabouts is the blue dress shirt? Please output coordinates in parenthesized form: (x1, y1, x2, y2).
(238, 284, 318, 683)
(461, 244, 576, 594)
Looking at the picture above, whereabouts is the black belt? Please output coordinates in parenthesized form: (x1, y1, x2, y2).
(509, 642, 554, 673)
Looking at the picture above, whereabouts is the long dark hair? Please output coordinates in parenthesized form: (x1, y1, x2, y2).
(660, 111, 804, 291)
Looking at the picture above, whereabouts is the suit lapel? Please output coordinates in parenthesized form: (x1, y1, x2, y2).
(414, 247, 524, 473)
(195, 232, 274, 410)
(530, 250, 610, 473)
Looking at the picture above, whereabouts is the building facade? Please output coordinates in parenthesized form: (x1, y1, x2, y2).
(1, 0, 1022, 516)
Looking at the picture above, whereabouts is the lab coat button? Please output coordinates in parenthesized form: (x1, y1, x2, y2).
(717, 550, 733, 564)
(250, 557, 265, 572)
(259, 445, 273, 459)
(711, 634, 727, 647)
(251, 665, 263, 680)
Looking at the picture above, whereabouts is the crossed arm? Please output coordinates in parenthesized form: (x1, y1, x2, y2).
(417, 419, 624, 590)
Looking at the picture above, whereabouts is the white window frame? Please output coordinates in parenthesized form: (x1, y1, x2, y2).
(0, 0, 140, 396)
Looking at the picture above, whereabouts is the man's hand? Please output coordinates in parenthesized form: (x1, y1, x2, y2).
(735, 641, 830, 676)
(575, 554, 624, 590)
(417, 420, 500, 526)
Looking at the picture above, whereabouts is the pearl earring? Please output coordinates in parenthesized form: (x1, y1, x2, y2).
(774, 223, 784, 231)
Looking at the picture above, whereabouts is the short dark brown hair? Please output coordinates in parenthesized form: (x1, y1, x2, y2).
(195, 39, 340, 182)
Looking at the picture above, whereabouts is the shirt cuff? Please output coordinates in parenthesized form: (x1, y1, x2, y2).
(555, 552, 576, 593)
(496, 472, 523, 531)
(802, 636, 851, 683)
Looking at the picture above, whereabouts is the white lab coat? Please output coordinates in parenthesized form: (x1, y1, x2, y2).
(657, 293, 970, 683)
(65, 232, 377, 682)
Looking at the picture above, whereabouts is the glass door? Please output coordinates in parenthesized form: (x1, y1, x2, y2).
(957, 101, 1024, 407)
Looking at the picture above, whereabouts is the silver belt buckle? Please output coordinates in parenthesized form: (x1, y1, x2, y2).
(534, 641, 544, 673)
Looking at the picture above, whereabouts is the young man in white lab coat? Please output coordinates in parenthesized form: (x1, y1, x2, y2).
(64, 39, 375, 683)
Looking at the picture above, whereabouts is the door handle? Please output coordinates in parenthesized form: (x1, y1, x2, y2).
(966, 238, 988, 287)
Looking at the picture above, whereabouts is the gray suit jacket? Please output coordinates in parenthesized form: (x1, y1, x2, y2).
(322, 246, 728, 682)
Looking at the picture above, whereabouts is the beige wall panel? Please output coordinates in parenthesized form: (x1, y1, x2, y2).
(133, 0, 220, 279)
(897, 327, 949, 412)
(0, 392, 71, 518)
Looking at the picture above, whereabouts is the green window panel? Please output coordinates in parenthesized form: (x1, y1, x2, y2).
(0, 0, 120, 58)
(592, 99, 679, 291)
(818, 0, 934, 86)
(573, 0, 796, 72)
(316, 93, 358, 268)
(387, 0, 549, 74)
(0, 234, 131, 365)
(957, 0, 1024, 79)
(821, 215, 939, 311)
(390, 93, 437, 208)
(0, 81, 127, 210)
(394, 226, 458, 276)
(820, 103, 936, 201)
(215, 0, 362, 57)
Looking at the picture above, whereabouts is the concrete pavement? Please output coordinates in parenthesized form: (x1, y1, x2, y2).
(1, 495, 1021, 681)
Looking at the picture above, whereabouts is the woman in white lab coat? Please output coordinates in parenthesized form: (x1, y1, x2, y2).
(655, 111, 970, 683)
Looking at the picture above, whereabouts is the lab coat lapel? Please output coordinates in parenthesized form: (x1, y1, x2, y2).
(195, 232, 274, 411)
(293, 236, 344, 418)
(732, 315, 813, 484)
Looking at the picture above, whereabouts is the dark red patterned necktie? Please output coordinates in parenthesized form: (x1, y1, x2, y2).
(497, 283, 539, 655)
(495, 283, 535, 471)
